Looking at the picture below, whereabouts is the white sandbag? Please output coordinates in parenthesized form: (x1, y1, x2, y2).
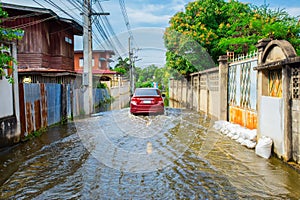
(248, 129, 257, 142)
(246, 140, 256, 149)
(241, 139, 248, 147)
(232, 134, 240, 140)
(227, 132, 234, 138)
(255, 136, 273, 159)
(236, 127, 247, 139)
(236, 137, 244, 144)
(213, 123, 221, 130)
(220, 127, 227, 133)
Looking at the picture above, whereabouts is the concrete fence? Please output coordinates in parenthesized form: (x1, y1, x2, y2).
(0, 42, 20, 147)
(169, 39, 300, 164)
(169, 67, 221, 120)
(110, 82, 131, 110)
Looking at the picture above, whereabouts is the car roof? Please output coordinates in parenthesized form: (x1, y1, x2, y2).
(135, 88, 157, 90)
(134, 88, 160, 96)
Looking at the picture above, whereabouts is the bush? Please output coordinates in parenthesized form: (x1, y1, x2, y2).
(97, 82, 107, 89)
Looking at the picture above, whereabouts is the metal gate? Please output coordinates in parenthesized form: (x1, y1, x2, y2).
(228, 55, 258, 129)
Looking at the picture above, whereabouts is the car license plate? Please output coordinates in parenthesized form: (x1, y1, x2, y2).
(143, 100, 151, 104)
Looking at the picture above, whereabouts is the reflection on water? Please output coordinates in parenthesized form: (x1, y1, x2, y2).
(95, 93, 130, 113)
(0, 108, 299, 199)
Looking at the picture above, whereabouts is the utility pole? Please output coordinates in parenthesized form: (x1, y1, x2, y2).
(128, 36, 137, 95)
(128, 37, 134, 95)
(82, 0, 109, 115)
(83, 0, 93, 115)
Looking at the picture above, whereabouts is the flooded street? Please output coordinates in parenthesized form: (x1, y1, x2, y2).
(1, 108, 300, 199)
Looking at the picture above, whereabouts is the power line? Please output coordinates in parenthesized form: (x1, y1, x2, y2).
(95, 1, 126, 54)
(119, 0, 139, 51)
(91, 7, 121, 56)
(0, 12, 44, 22)
(32, 0, 123, 58)
(7, 15, 57, 29)
(34, 0, 105, 51)
(34, 0, 81, 24)
(33, 0, 84, 27)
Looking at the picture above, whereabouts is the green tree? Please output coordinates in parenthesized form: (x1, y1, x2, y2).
(164, 0, 300, 76)
(113, 56, 131, 75)
(0, 5, 24, 83)
(218, 4, 300, 55)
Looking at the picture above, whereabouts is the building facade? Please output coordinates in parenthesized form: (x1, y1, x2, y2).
(74, 50, 117, 88)
(1, 3, 83, 84)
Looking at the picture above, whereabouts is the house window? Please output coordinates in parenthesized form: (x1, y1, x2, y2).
(79, 58, 84, 67)
(98, 61, 102, 69)
(65, 36, 72, 44)
(99, 58, 106, 69)
(80, 58, 95, 67)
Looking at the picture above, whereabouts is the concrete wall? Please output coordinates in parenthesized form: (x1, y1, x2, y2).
(292, 100, 300, 163)
(169, 67, 220, 119)
(0, 74, 14, 118)
(292, 66, 300, 164)
(0, 42, 21, 148)
(260, 96, 285, 156)
(0, 77, 18, 147)
(110, 81, 130, 110)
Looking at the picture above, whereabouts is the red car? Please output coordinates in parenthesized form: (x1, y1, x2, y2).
(130, 88, 165, 115)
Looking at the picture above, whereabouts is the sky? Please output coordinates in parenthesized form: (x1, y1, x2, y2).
(1, 0, 300, 68)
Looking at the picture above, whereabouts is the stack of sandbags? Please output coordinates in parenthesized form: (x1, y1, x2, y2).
(213, 121, 257, 149)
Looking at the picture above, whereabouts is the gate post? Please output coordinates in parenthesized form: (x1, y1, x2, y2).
(255, 39, 297, 161)
(218, 55, 228, 121)
(255, 39, 271, 140)
(283, 64, 292, 160)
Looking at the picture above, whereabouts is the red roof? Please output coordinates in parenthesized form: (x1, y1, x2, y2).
(18, 68, 76, 74)
(75, 69, 117, 75)
(18, 68, 117, 75)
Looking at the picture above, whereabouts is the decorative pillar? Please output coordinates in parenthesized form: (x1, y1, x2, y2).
(198, 73, 201, 112)
(12, 42, 21, 140)
(283, 64, 292, 161)
(218, 55, 228, 121)
(255, 39, 271, 139)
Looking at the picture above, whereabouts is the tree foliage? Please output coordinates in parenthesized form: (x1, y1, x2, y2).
(0, 5, 24, 83)
(135, 64, 178, 90)
(113, 56, 131, 75)
(164, 0, 300, 76)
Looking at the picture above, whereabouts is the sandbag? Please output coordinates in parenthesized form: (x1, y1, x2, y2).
(255, 136, 273, 159)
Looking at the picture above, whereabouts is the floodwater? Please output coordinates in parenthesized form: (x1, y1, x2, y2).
(0, 108, 300, 199)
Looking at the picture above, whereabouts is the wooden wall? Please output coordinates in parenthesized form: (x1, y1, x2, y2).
(3, 11, 75, 72)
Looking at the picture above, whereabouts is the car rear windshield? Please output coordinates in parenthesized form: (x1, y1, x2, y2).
(135, 89, 160, 96)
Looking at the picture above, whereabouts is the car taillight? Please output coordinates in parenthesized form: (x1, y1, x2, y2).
(154, 97, 163, 104)
(131, 97, 141, 105)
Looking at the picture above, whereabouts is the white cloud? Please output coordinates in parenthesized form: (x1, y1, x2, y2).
(124, 0, 191, 26)
(127, 7, 171, 24)
(169, 0, 189, 12)
(140, 4, 165, 12)
(285, 7, 300, 17)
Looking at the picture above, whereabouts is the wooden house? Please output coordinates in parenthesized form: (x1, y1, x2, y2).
(1, 3, 83, 84)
